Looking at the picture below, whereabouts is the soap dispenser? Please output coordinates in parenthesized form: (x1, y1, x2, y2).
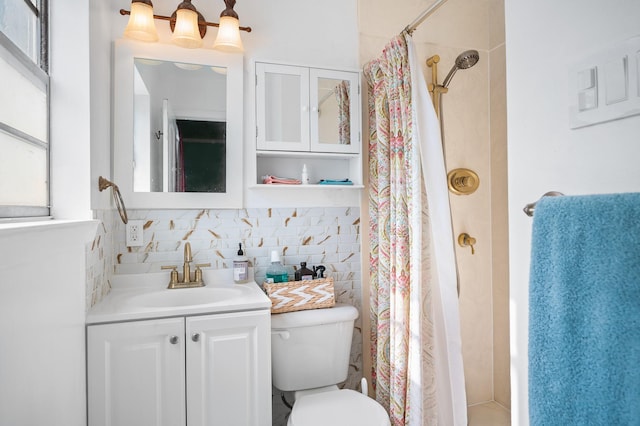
(233, 243, 249, 283)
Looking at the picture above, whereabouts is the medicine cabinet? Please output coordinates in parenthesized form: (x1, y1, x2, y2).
(254, 62, 363, 187)
(113, 39, 244, 209)
(256, 62, 360, 154)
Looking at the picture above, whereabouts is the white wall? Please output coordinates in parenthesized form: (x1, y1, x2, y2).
(50, 1, 92, 219)
(0, 222, 96, 425)
(505, 2, 640, 424)
(0, 2, 98, 425)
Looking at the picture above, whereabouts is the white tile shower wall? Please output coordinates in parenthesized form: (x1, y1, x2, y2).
(111, 207, 363, 425)
(85, 209, 115, 311)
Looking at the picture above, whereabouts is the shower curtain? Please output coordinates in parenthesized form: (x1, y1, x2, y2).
(334, 80, 351, 144)
(364, 33, 467, 426)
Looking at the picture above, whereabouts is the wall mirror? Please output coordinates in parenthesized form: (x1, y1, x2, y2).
(114, 40, 243, 209)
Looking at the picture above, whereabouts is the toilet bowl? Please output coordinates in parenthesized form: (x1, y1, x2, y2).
(271, 304, 390, 426)
(288, 388, 389, 426)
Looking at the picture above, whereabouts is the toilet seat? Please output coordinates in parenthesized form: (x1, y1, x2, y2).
(288, 389, 390, 426)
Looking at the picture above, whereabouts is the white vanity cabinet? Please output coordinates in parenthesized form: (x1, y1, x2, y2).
(87, 317, 186, 426)
(254, 62, 363, 187)
(87, 310, 270, 426)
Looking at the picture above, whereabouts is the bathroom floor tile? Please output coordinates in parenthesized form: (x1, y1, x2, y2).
(468, 401, 511, 426)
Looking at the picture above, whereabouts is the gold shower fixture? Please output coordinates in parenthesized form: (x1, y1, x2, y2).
(426, 50, 479, 119)
(447, 168, 480, 195)
(458, 233, 476, 255)
(426, 54, 447, 118)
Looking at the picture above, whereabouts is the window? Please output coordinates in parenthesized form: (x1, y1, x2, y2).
(0, 0, 49, 218)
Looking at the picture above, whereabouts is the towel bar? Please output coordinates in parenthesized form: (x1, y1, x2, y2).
(523, 191, 564, 217)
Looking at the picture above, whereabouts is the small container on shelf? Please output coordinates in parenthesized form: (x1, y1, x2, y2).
(294, 262, 314, 281)
(265, 250, 288, 283)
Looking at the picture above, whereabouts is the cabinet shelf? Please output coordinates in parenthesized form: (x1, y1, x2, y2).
(256, 150, 359, 160)
(249, 183, 364, 190)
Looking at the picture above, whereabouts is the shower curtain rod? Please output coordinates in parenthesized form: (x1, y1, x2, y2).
(403, 0, 450, 35)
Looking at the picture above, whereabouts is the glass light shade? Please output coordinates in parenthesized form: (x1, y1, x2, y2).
(123, 2, 159, 42)
(212, 16, 243, 52)
(171, 8, 203, 49)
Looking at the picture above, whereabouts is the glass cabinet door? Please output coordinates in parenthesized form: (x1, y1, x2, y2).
(256, 63, 310, 151)
(310, 69, 360, 154)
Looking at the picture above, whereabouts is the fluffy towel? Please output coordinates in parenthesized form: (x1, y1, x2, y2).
(529, 193, 640, 425)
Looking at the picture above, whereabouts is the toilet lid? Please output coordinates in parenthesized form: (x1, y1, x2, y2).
(289, 389, 390, 426)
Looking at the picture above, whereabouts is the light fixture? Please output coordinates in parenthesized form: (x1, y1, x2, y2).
(212, 0, 243, 52)
(120, 0, 252, 51)
(170, 0, 205, 49)
(123, 0, 159, 42)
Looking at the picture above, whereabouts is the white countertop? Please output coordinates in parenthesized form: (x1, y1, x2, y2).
(87, 269, 271, 324)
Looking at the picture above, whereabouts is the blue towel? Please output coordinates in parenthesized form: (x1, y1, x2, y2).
(318, 179, 353, 185)
(529, 193, 640, 425)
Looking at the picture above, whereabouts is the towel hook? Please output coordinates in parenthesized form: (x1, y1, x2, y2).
(98, 176, 129, 224)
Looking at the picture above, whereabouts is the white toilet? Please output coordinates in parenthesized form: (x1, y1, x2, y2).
(271, 303, 390, 426)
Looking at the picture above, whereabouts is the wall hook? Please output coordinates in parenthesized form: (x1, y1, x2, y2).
(458, 233, 476, 255)
(154, 130, 163, 140)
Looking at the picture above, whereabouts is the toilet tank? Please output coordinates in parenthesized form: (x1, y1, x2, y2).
(271, 304, 359, 391)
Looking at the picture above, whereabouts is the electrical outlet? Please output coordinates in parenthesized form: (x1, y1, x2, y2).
(126, 220, 144, 247)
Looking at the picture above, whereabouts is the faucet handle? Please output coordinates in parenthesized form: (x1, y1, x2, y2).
(194, 263, 211, 284)
(161, 265, 179, 285)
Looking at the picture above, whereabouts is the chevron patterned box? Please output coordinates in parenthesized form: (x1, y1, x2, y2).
(264, 277, 336, 314)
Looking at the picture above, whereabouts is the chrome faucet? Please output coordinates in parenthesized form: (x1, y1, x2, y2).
(161, 242, 210, 289)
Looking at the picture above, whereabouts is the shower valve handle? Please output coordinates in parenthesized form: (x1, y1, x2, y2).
(458, 233, 476, 255)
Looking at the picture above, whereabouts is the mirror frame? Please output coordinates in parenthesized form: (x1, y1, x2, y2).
(113, 39, 243, 209)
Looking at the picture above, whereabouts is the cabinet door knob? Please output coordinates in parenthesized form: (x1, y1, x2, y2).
(169, 335, 179, 345)
(191, 333, 200, 342)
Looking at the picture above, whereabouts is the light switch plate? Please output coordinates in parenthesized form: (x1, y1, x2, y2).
(569, 35, 640, 129)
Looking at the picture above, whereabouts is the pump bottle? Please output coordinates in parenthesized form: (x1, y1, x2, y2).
(233, 243, 249, 283)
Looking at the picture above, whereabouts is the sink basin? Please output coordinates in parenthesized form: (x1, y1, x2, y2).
(126, 286, 245, 308)
(86, 270, 273, 324)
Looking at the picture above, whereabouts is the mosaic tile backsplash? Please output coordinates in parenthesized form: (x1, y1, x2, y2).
(86, 209, 114, 311)
(86, 206, 363, 425)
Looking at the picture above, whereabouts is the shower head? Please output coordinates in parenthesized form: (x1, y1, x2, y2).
(441, 49, 479, 88)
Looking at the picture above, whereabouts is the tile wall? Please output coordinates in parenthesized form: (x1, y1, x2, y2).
(86, 210, 114, 310)
(86, 206, 363, 425)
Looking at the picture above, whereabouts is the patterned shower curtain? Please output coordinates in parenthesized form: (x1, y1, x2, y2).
(334, 80, 351, 144)
(364, 34, 466, 426)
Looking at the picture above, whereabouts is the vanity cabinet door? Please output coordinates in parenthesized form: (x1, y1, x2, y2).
(256, 63, 310, 152)
(186, 310, 271, 426)
(87, 318, 186, 426)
